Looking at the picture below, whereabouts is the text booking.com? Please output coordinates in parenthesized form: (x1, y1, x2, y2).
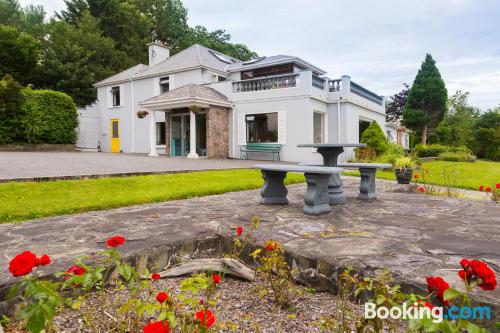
(365, 302, 492, 324)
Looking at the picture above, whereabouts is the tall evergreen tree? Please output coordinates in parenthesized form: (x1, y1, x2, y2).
(403, 54, 447, 144)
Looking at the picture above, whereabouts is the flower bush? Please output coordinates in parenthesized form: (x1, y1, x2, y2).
(479, 182, 500, 201)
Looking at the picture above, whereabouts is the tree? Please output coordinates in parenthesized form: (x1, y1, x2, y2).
(474, 108, 500, 160)
(0, 0, 47, 40)
(0, 74, 25, 143)
(386, 83, 409, 122)
(38, 13, 121, 106)
(360, 121, 388, 155)
(0, 25, 39, 85)
(432, 91, 479, 149)
(403, 54, 447, 144)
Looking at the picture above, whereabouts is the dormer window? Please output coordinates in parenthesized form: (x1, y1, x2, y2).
(111, 86, 121, 106)
(159, 76, 170, 93)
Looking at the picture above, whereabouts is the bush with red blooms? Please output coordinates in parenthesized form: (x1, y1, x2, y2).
(458, 258, 497, 291)
(479, 182, 500, 201)
(231, 215, 260, 259)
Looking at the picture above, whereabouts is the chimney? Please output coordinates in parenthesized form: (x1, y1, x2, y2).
(148, 40, 170, 67)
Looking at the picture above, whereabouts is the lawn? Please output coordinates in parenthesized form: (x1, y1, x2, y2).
(345, 160, 500, 190)
(0, 169, 305, 224)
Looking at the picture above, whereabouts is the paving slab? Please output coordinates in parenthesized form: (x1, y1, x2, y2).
(0, 178, 498, 314)
(0, 151, 263, 181)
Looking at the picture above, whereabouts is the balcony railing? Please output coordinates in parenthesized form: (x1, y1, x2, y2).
(232, 73, 298, 93)
(312, 75, 325, 90)
(350, 81, 384, 105)
(328, 79, 342, 92)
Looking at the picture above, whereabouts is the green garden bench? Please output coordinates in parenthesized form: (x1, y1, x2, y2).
(240, 143, 282, 161)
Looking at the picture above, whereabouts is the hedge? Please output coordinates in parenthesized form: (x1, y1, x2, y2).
(414, 144, 471, 158)
(20, 88, 78, 144)
(360, 121, 388, 155)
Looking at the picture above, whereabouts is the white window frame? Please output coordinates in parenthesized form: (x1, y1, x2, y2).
(107, 85, 123, 108)
(313, 111, 326, 144)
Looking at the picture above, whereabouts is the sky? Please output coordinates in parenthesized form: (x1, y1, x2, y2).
(20, 0, 500, 109)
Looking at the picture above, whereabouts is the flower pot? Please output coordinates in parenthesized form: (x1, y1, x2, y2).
(395, 168, 413, 184)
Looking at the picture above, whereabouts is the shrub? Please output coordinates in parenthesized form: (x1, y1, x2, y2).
(394, 156, 415, 169)
(360, 121, 388, 155)
(374, 142, 405, 165)
(0, 74, 25, 144)
(20, 88, 78, 144)
(438, 151, 476, 162)
(355, 147, 376, 161)
(414, 144, 472, 158)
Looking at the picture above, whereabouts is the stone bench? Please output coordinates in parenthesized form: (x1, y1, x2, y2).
(337, 163, 392, 200)
(254, 164, 344, 215)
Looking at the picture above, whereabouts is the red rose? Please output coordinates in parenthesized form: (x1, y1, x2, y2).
(143, 320, 169, 333)
(470, 260, 497, 291)
(199, 298, 204, 305)
(426, 276, 450, 305)
(106, 236, 125, 248)
(237, 226, 243, 237)
(156, 291, 168, 303)
(485, 187, 492, 193)
(195, 309, 216, 328)
(418, 187, 426, 193)
(65, 265, 86, 279)
(265, 240, 279, 251)
(212, 273, 221, 284)
(9, 251, 38, 277)
(38, 254, 51, 266)
(496, 183, 500, 189)
(479, 185, 484, 191)
(151, 273, 161, 280)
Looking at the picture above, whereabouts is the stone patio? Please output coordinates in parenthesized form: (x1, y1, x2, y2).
(1, 178, 499, 315)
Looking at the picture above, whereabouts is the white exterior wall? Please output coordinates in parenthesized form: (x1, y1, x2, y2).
(76, 103, 100, 151)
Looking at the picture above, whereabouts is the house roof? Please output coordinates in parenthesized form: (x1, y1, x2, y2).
(94, 64, 148, 87)
(226, 55, 327, 75)
(134, 44, 242, 79)
(139, 84, 231, 110)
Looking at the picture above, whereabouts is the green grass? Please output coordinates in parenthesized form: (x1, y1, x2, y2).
(0, 169, 305, 224)
(345, 160, 500, 190)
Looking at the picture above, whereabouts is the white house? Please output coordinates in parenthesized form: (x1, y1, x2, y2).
(77, 41, 398, 163)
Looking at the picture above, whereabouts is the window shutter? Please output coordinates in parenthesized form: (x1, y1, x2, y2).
(238, 113, 246, 145)
(278, 111, 286, 144)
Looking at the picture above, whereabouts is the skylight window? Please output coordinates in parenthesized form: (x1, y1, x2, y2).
(209, 50, 233, 64)
(242, 56, 266, 65)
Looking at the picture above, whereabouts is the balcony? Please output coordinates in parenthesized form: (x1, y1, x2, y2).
(232, 73, 299, 93)
(312, 75, 325, 90)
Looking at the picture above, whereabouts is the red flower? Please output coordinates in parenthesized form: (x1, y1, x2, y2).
(156, 291, 168, 303)
(9, 251, 38, 277)
(265, 240, 279, 251)
(65, 265, 86, 278)
(496, 183, 500, 189)
(106, 236, 125, 248)
(151, 273, 161, 280)
(424, 301, 434, 310)
(212, 273, 221, 284)
(195, 309, 216, 328)
(418, 186, 426, 193)
(485, 187, 492, 193)
(37, 254, 51, 266)
(143, 320, 169, 333)
(458, 258, 496, 291)
(199, 298, 204, 305)
(479, 185, 484, 191)
(426, 276, 450, 305)
(237, 226, 243, 237)
(414, 174, 420, 179)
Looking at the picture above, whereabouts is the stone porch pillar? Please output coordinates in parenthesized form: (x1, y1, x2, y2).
(164, 112, 171, 157)
(187, 110, 198, 159)
(148, 110, 158, 157)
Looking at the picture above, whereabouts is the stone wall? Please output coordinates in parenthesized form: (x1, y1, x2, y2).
(206, 106, 229, 158)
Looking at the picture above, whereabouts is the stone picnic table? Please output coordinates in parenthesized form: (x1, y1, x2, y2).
(297, 143, 366, 204)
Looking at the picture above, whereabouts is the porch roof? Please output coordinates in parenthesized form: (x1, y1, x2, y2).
(139, 84, 231, 110)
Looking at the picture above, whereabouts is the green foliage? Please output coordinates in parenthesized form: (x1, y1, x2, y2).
(414, 144, 471, 158)
(438, 151, 476, 162)
(474, 109, 500, 161)
(0, 74, 25, 144)
(0, 24, 39, 85)
(20, 88, 78, 144)
(403, 54, 447, 144)
(394, 156, 415, 169)
(373, 142, 405, 165)
(360, 121, 388, 155)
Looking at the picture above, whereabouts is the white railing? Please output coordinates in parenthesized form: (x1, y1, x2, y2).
(328, 79, 342, 92)
(312, 75, 325, 90)
(232, 73, 299, 93)
(350, 81, 384, 105)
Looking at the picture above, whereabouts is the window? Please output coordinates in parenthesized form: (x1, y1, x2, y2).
(241, 63, 293, 80)
(313, 112, 325, 143)
(246, 113, 278, 143)
(159, 76, 169, 93)
(156, 122, 166, 145)
(387, 130, 394, 141)
(212, 74, 227, 83)
(111, 86, 120, 106)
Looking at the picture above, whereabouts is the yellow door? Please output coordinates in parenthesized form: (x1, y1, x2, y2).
(110, 119, 120, 153)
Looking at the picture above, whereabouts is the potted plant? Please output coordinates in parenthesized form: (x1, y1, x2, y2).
(136, 110, 149, 118)
(393, 156, 415, 184)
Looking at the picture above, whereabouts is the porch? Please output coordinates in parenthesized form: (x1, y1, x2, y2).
(139, 84, 232, 159)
